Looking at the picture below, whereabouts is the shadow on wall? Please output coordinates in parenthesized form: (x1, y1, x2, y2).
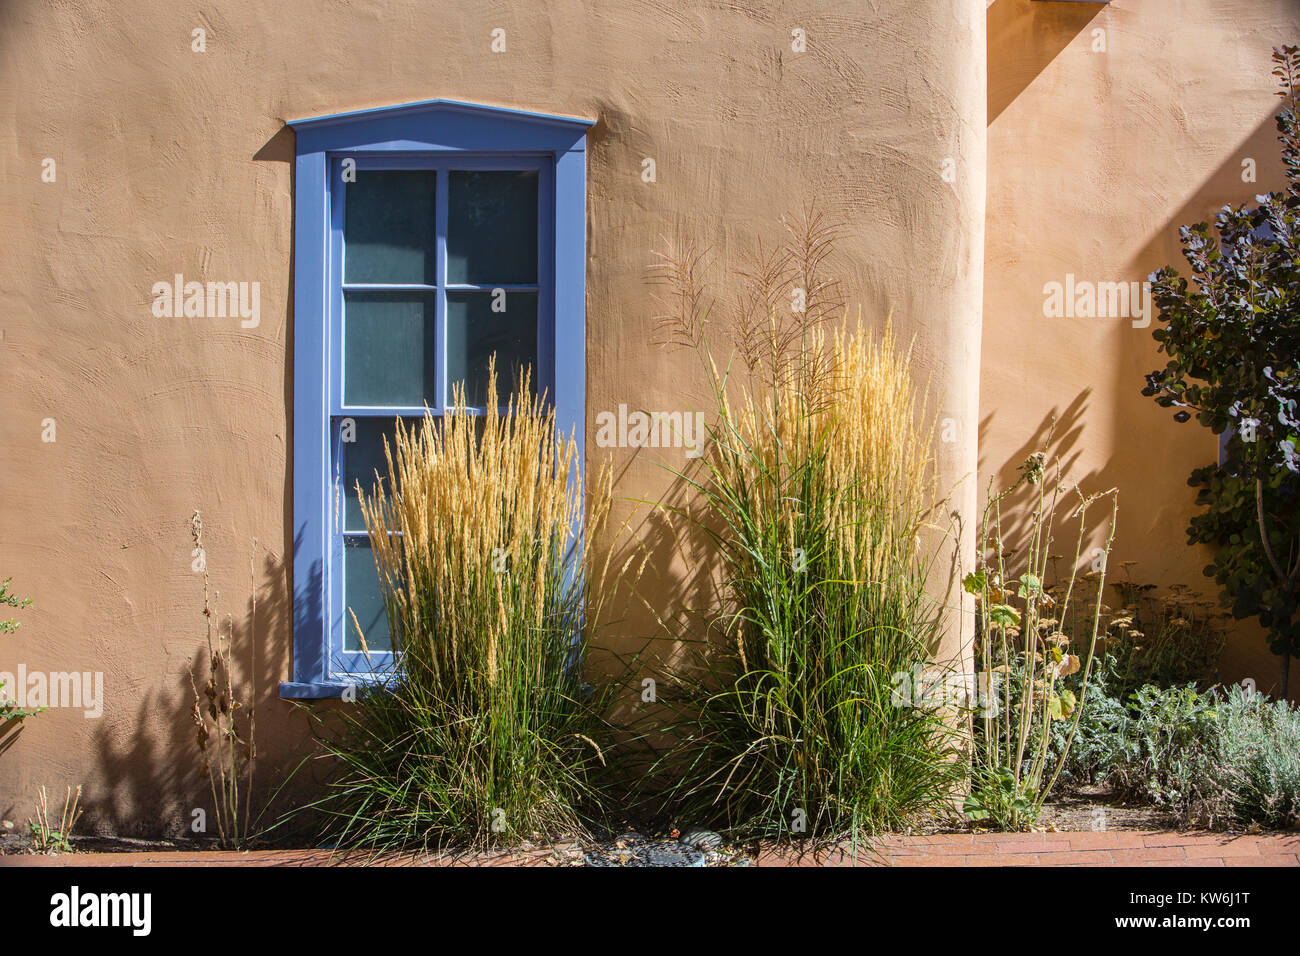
(1128, 113, 1287, 278)
(585, 446, 718, 689)
(0, 715, 24, 761)
(254, 125, 295, 165)
(580, 441, 735, 801)
(82, 536, 319, 840)
(987, 0, 1108, 125)
(977, 390, 1100, 559)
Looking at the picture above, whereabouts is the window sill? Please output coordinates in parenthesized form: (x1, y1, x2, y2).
(279, 680, 350, 700)
(280, 675, 397, 699)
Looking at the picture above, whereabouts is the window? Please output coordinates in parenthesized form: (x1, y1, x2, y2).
(281, 100, 591, 698)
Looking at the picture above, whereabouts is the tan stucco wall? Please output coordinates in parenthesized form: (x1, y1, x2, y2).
(983, 0, 1300, 698)
(0, 1, 985, 834)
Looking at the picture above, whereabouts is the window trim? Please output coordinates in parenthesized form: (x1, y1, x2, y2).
(280, 99, 592, 699)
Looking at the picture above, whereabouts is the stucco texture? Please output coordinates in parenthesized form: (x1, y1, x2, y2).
(0, 0, 985, 834)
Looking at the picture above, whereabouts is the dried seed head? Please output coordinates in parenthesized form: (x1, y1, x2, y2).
(1020, 452, 1047, 485)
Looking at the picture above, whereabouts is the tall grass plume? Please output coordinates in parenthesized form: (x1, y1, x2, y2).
(295, 360, 613, 852)
(644, 211, 965, 842)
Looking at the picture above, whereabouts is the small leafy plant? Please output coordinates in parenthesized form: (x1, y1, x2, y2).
(29, 785, 82, 854)
(1044, 665, 1300, 830)
(0, 577, 41, 724)
(963, 768, 1034, 829)
(1077, 681, 1300, 829)
(965, 442, 1119, 830)
(1042, 575, 1228, 788)
(1104, 683, 1221, 814)
(1212, 684, 1300, 828)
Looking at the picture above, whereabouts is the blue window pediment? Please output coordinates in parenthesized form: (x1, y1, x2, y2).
(287, 98, 592, 154)
(281, 99, 590, 699)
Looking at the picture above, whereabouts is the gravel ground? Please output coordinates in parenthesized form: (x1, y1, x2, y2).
(0, 786, 1274, 863)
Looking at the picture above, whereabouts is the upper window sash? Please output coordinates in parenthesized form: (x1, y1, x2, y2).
(327, 153, 555, 419)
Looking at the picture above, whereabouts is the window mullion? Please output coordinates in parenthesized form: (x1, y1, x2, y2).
(435, 166, 449, 415)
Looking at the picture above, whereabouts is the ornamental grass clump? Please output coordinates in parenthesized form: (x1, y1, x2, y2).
(298, 361, 613, 853)
(646, 213, 966, 841)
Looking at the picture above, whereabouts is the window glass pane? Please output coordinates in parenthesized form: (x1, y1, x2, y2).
(341, 416, 423, 532)
(344, 170, 436, 284)
(343, 537, 392, 653)
(447, 170, 538, 285)
(446, 291, 537, 406)
(344, 292, 437, 406)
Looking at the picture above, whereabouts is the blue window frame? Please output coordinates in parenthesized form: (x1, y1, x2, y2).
(280, 100, 591, 698)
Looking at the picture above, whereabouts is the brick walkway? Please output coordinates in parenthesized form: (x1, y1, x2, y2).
(2, 831, 1297, 866)
(757, 831, 1300, 866)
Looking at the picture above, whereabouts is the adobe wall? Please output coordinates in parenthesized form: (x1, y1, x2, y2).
(0, 0, 986, 833)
